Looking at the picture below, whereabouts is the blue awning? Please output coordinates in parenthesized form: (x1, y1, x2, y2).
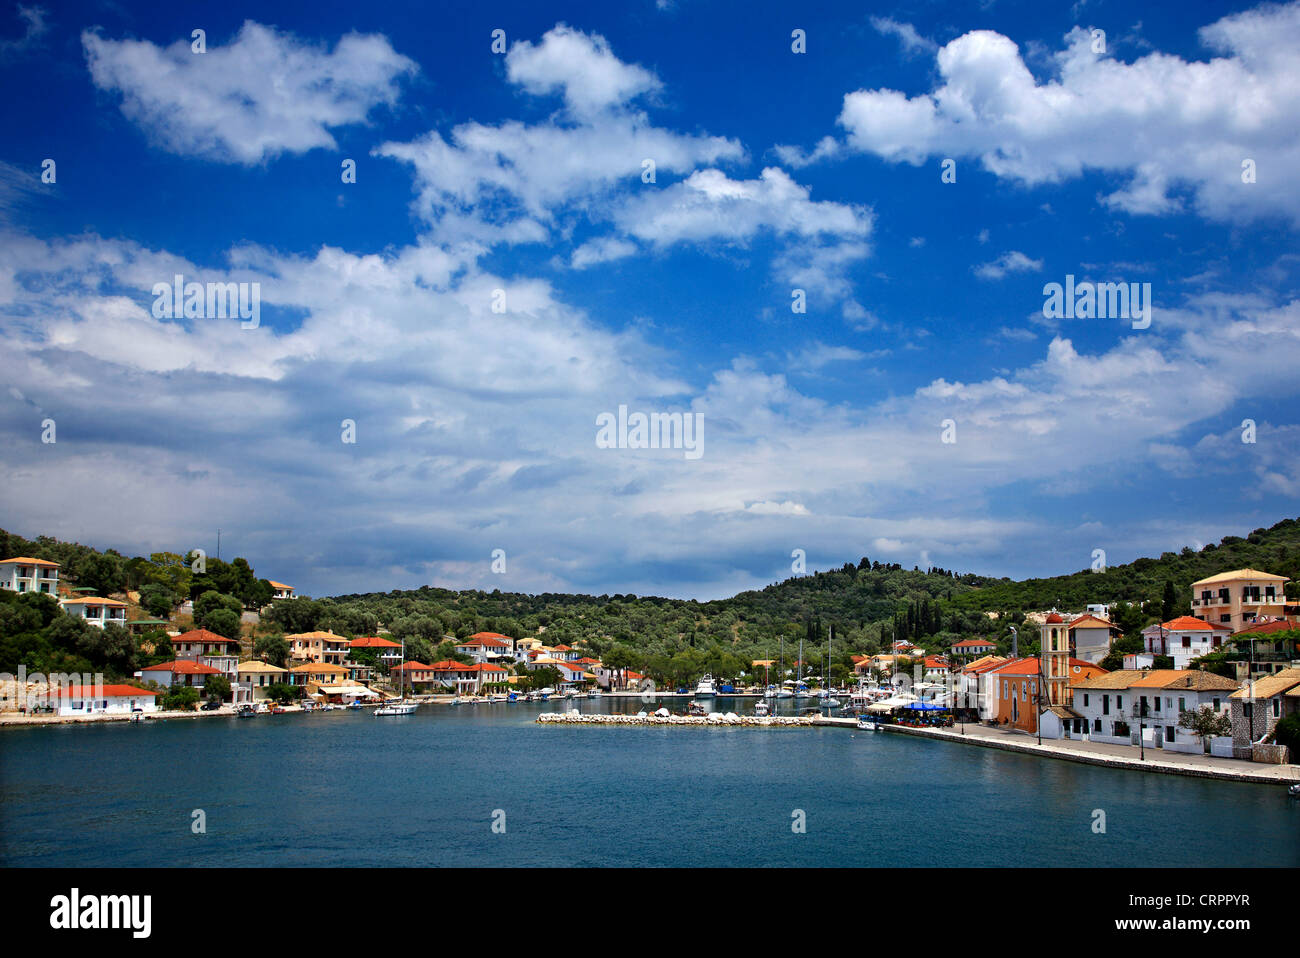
(904, 702, 947, 710)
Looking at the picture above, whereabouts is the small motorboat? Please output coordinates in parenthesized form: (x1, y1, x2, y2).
(1289, 783, 1300, 798)
(346, 701, 364, 710)
(374, 700, 417, 716)
(754, 701, 770, 717)
(686, 701, 708, 717)
(236, 705, 257, 719)
(857, 716, 882, 732)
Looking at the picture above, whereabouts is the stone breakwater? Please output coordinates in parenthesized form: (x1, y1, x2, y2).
(537, 710, 811, 727)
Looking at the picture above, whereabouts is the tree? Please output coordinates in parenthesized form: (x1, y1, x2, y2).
(602, 644, 640, 688)
(161, 686, 199, 711)
(1160, 580, 1179, 621)
(266, 682, 299, 704)
(1270, 714, 1300, 755)
(1178, 705, 1233, 753)
(201, 608, 243, 644)
(203, 674, 231, 702)
(138, 582, 178, 618)
(254, 634, 289, 668)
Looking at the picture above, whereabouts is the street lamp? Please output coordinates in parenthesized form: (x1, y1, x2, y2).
(1133, 700, 1148, 760)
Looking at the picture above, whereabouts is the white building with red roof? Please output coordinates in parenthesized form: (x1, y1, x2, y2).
(951, 638, 997, 658)
(138, 659, 222, 689)
(1141, 616, 1232, 670)
(455, 632, 513, 663)
(55, 683, 158, 717)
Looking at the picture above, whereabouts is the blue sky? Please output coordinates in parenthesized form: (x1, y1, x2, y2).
(1, 0, 1298, 600)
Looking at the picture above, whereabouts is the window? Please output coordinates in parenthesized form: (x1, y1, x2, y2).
(1178, 697, 1186, 713)
(1212, 698, 1220, 710)
(1083, 694, 1089, 707)
(1166, 726, 1176, 741)
(1117, 695, 1123, 709)
(1093, 718, 1101, 732)
(1153, 697, 1161, 713)
(1102, 695, 1110, 715)
(1220, 614, 1231, 623)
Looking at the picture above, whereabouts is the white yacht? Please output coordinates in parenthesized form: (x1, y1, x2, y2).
(694, 674, 717, 698)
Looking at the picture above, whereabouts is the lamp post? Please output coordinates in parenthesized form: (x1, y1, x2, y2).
(1133, 700, 1147, 761)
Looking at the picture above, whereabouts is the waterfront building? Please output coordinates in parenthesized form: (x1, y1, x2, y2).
(237, 660, 288, 700)
(290, 662, 351, 688)
(961, 656, 1009, 720)
(1070, 669, 1238, 750)
(59, 596, 128, 628)
(428, 660, 477, 694)
(285, 631, 350, 665)
(1227, 619, 1300, 678)
(1141, 616, 1232, 670)
(1190, 569, 1293, 630)
(0, 556, 60, 594)
(1228, 666, 1300, 759)
(989, 657, 1106, 735)
(54, 683, 158, 717)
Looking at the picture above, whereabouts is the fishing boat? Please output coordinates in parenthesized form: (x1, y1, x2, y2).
(754, 701, 770, 717)
(686, 701, 708, 717)
(376, 637, 418, 716)
(694, 674, 717, 698)
(346, 700, 364, 710)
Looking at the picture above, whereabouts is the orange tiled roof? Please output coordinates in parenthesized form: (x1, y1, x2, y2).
(1159, 616, 1230, 632)
(0, 556, 59, 567)
(174, 628, 239, 645)
(351, 636, 402, 648)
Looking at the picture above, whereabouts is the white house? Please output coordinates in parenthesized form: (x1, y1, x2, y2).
(55, 683, 158, 717)
(455, 633, 512, 663)
(0, 556, 60, 594)
(269, 580, 295, 600)
(1071, 669, 1239, 750)
(60, 596, 128, 628)
(138, 659, 221, 689)
(1141, 616, 1232, 670)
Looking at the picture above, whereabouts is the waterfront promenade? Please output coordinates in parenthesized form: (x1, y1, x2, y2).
(812, 716, 1300, 785)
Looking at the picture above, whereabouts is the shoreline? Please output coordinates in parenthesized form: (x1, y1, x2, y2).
(853, 719, 1300, 786)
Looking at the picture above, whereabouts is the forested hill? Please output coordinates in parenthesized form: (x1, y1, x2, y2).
(3, 517, 1299, 673)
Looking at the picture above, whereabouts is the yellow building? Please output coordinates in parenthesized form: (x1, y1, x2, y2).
(1191, 569, 1292, 631)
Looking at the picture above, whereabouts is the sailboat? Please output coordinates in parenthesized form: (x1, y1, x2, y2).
(375, 637, 418, 716)
(821, 625, 840, 707)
